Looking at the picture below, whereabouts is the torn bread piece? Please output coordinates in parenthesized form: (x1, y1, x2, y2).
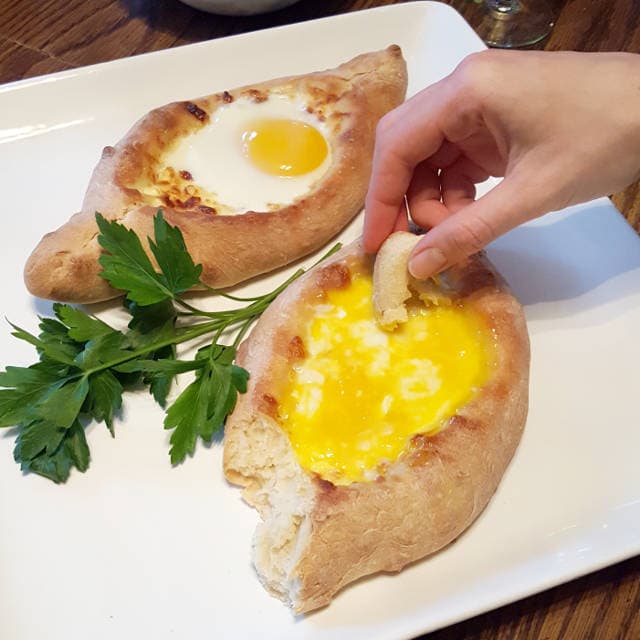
(373, 231, 420, 328)
(373, 231, 453, 329)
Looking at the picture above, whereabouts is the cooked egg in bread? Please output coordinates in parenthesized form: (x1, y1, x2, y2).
(279, 273, 494, 485)
(155, 96, 331, 214)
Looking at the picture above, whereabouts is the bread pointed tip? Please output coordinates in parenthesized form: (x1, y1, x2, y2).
(23, 221, 118, 304)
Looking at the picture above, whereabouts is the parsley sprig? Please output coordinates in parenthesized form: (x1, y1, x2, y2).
(0, 211, 338, 483)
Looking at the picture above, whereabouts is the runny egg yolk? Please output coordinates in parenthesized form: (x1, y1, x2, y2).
(279, 274, 493, 485)
(242, 118, 328, 176)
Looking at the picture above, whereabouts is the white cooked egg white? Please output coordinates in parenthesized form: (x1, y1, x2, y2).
(161, 95, 332, 214)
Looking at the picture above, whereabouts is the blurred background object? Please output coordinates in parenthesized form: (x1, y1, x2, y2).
(474, 0, 556, 47)
(176, 0, 301, 16)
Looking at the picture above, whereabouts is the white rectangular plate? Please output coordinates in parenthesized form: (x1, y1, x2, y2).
(1, 2, 639, 639)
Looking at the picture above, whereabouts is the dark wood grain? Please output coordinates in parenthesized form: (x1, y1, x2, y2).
(421, 556, 640, 640)
(0, 1, 638, 638)
(0, 34, 72, 79)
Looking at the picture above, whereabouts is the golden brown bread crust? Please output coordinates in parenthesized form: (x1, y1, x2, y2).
(223, 236, 530, 613)
(24, 46, 407, 303)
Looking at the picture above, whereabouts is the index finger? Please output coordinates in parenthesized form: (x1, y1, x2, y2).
(363, 83, 449, 253)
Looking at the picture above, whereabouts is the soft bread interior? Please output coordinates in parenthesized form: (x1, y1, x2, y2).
(224, 412, 313, 608)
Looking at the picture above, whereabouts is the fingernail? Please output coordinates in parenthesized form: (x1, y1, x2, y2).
(409, 247, 447, 279)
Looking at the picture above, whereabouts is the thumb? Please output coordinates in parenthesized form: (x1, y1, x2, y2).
(408, 178, 533, 279)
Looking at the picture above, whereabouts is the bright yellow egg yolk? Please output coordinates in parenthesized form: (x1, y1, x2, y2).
(242, 118, 328, 176)
(279, 274, 493, 485)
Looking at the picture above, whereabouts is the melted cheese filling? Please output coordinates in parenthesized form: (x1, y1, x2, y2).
(279, 274, 493, 485)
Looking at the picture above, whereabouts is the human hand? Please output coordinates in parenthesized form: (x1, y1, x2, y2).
(363, 50, 640, 278)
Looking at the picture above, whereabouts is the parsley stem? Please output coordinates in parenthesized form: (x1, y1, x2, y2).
(170, 269, 303, 321)
(233, 319, 253, 348)
(170, 243, 342, 321)
(79, 319, 222, 378)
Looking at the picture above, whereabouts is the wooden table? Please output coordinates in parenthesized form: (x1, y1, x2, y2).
(0, 1, 638, 638)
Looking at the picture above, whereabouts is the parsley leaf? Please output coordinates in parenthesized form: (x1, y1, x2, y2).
(126, 298, 177, 334)
(0, 365, 65, 427)
(164, 345, 247, 464)
(96, 212, 172, 305)
(83, 370, 123, 435)
(97, 210, 202, 305)
(148, 211, 202, 296)
(53, 303, 115, 341)
(33, 377, 90, 429)
(10, 322, 78, 366)
(15, 419, 90, 483)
